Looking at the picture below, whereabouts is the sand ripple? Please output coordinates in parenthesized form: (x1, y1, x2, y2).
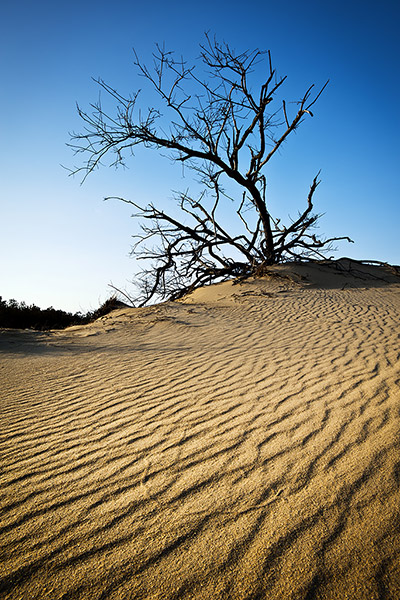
(1, 273, 400, 599)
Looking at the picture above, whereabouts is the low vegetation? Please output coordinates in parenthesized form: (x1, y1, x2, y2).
(0, 296, 124, 331)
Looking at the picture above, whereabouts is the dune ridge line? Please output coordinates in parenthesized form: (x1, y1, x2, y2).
(1, 259, 400, 599)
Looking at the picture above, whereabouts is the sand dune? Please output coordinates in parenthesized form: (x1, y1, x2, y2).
(1, 259, 400, 599)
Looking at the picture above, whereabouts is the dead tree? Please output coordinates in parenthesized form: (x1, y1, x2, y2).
(69, 35, 353, 304)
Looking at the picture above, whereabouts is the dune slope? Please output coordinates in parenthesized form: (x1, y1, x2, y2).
(1, 260, 400, 599)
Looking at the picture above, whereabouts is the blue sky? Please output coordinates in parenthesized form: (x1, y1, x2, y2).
(1, 0, 399, 312)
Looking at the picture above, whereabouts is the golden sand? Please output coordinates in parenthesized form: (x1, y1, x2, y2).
(1, 260, 400, 599)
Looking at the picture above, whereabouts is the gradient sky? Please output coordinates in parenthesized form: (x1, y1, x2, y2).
(1, 0, 399, 312)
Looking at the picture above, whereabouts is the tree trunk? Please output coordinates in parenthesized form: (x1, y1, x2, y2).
(247, 184, 275, 263)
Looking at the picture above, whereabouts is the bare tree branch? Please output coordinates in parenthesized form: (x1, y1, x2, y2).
(69, 36, 351, 305)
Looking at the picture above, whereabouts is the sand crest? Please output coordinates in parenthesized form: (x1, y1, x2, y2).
(1, 259, 400, 599)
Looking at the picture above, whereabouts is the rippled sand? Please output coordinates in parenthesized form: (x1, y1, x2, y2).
(1, 260, 400, 599)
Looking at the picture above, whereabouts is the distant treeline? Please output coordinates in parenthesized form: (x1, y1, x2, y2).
(0, 296, 124, 331)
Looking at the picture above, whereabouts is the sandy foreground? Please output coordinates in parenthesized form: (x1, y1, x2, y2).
(1, 259, 400, 600)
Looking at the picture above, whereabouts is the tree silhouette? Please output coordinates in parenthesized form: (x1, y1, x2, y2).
(70, 35, 352, 305)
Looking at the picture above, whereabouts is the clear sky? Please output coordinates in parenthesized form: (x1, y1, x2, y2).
(1, 0, 399, 312)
